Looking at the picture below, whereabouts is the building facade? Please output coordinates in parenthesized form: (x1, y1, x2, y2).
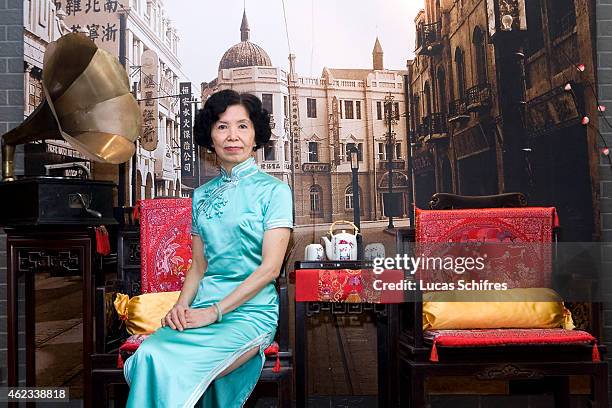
(123, 0, 185, 201)
(47, 0, 187, 202)
(409, 0, 599, 242)
(201, 12, 409, 226)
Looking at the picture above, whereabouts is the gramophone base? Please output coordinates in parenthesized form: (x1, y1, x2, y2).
(0, 177, 116, 227)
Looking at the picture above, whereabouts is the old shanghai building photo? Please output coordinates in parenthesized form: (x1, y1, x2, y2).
(0, 0, 612, 407)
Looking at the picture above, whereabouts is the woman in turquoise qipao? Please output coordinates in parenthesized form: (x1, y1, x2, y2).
(124, 90, 293, 407)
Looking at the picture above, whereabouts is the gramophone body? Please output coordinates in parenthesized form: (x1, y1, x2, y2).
(0, 33, 140, 226)
(0, 178, 116, 226)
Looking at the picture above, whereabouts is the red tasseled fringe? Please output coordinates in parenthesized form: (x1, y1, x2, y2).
(264, 342, 281, 372)
(429, 334, 601, 363)
(132, 202, 140, 221)
(593, 343, 601, 362)
(117, 353, 124, 369)
(430, 341, 439, 362)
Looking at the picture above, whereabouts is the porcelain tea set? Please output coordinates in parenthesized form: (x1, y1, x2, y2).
(304, 220, 385, 261)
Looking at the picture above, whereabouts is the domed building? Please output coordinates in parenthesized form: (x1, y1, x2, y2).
(200, 11, 409, 227)
(200, 10, 292, 187)
(218, 11, 272, 71)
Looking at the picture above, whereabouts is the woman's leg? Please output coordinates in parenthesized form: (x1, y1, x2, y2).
(124, 323, 274, 408)
(217, 346, 259, 378)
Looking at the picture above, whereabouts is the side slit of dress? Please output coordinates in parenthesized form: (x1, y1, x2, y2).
(185, 331, 274, 407)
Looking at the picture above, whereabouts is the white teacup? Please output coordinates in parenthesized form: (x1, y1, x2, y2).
(364, 243, 385, 261)
(304, 244, 325, 261)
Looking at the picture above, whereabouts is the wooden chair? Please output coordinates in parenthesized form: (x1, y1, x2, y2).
(90, 198, 292, 407)
(395, 192, 608, 408)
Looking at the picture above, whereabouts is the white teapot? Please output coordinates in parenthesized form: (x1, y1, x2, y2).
(321, 220, 359, 261)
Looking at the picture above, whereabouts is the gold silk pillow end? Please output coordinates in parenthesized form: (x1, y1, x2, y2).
(113, 291, 180, 335)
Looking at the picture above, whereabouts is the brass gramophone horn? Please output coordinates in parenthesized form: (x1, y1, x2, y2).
(1, 33, 141, 181)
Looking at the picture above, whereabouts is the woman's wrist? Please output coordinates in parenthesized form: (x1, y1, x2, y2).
(176, 298, 190, 307)
(212, 303, 223, 322)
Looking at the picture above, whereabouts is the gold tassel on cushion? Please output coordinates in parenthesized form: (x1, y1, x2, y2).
(114, 293, 130, 321)
(562, 306, 575, 330)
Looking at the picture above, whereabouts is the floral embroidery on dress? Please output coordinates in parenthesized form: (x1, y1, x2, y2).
(198, 182, 235, 219)
(196, 158, 258, 220)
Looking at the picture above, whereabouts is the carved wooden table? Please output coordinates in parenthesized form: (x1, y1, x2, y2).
(6, 227, 100, 407)
(294, 261, 404, 408)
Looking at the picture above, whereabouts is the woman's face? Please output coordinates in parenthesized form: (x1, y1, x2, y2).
(211, 104, 256, 169)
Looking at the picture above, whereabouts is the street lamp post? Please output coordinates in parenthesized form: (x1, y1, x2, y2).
(348, 146, 362, 259)
(486, 0, 529, 193)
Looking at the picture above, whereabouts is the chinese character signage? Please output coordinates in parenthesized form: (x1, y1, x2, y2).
(525, 84, 580, 138)
(140, 49, 159, 151)
(302, 163, 330, 173)
(58, 0, 121, 56)
(179, 82, 197, 186)
(330, 96, 340, 167)
(288, 89, 301, 171)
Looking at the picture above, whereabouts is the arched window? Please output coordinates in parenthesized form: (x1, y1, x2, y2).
(145, 173, 153, 199)
(413, 93, 421, 125)
(423, 81, 432, 117)
(344, 185, 362, 210)
(136, 171, 143, 202)
(455, 48, 466, 99)
(473, 27, 487, 86)
(437, 67, 447, 114)
(309, 185, 322, 215)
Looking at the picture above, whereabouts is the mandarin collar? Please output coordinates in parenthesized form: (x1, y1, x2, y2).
(220, 157, 258, 182)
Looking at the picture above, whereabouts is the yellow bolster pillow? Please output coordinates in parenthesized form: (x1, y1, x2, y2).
(114, 291, 180, 335)
(422, 288, 575, 330)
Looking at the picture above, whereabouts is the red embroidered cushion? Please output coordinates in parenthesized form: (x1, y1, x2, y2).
(117, 334, 281, 372)
(139, 198, 192, 293)
(425, 328, 599, 362)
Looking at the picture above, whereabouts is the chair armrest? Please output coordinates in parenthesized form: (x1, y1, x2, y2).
(429, 192, 527, 209)
(277, 269, 290, 353)
(94, 281, 128, 354)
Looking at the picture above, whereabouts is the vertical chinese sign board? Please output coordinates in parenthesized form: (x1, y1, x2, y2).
(60, 0, 121, 56)
(140, 49, 158, 151)
(180, 82, 198, 188)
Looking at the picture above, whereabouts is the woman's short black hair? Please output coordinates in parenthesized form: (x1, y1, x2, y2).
(193, 89, 272, 151)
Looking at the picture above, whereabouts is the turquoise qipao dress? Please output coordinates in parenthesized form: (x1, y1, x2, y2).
(123, 157, 293, 407)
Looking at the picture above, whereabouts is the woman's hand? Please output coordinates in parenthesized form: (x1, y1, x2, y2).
(162, 302, 189, 331)
(184, 307, 218, 329)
